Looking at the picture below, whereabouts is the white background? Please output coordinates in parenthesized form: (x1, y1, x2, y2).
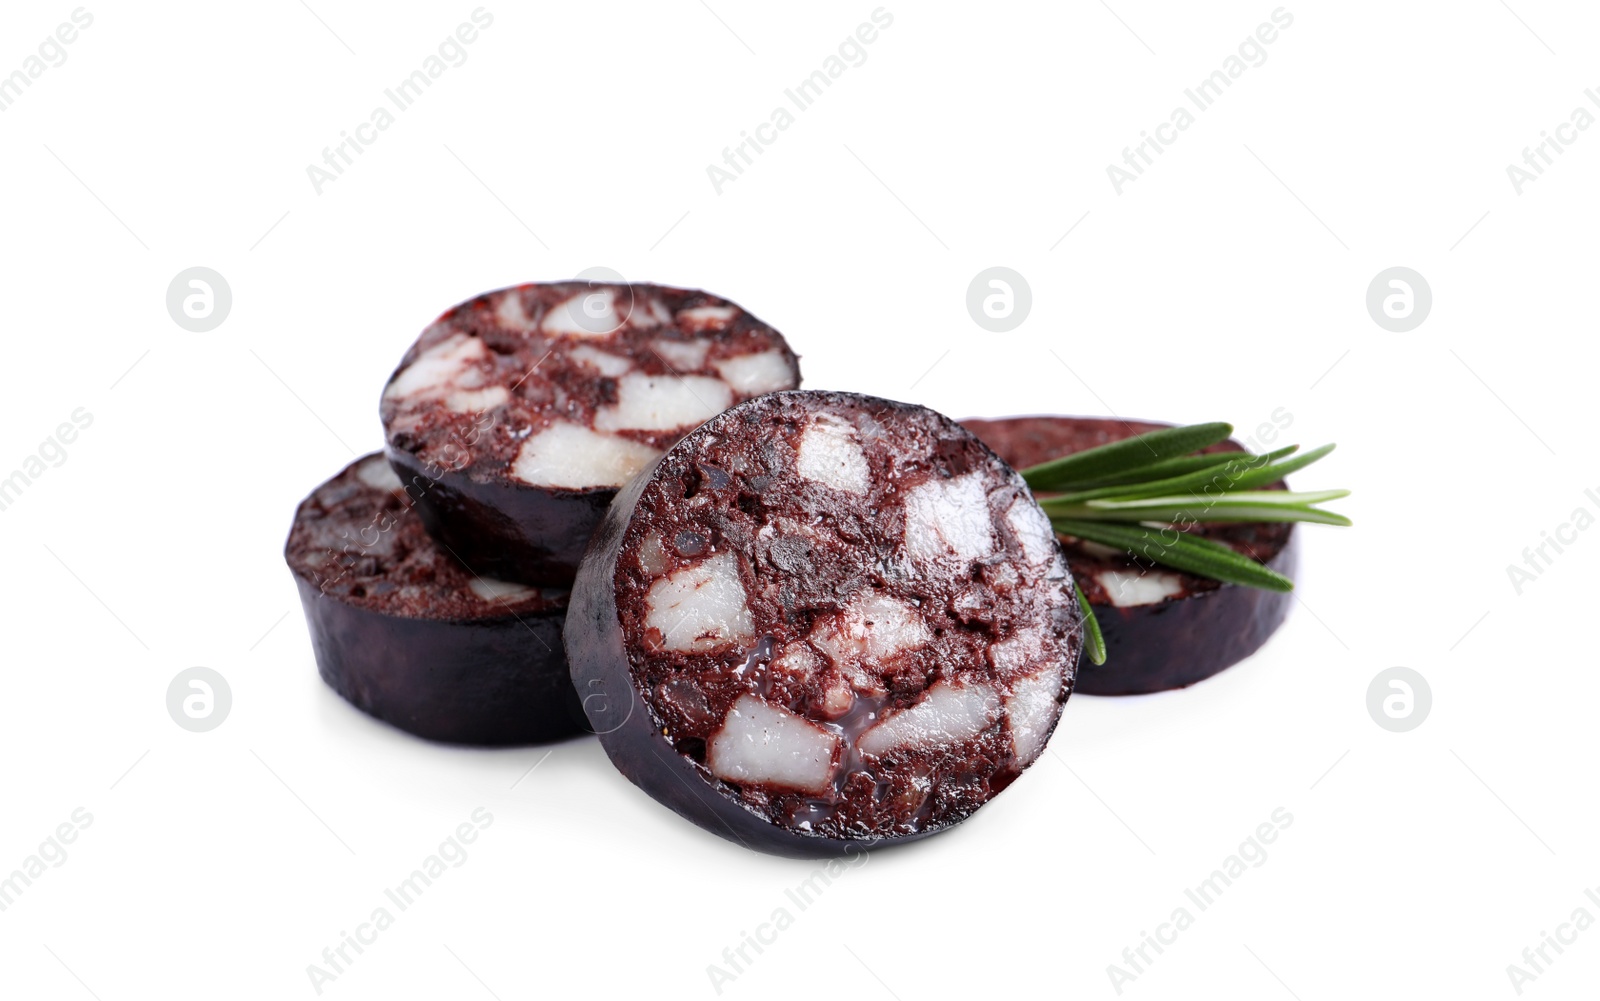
(2, 1, 1597, 998)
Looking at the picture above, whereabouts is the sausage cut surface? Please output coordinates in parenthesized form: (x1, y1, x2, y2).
(963, 415, 1297, 695)
(568, 391, 1083, 856)
(381, 281, 800, 584)
(285, 453, 579, 745)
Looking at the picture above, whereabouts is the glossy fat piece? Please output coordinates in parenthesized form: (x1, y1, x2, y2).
(381, 282, 801, 585)
(567, 391, 1083, 857)
(962, 415, 1298, 695)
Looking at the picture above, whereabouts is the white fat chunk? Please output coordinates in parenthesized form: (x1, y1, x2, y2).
(1006, 497, 1058, 568)
(652, 338, 711, 372)
(445, 386, 510, 414)
(543, 290, 619, 336)
(712, 351, 793, 395)
(644, 551, 754, 653)
(510, 422, 661, 489)
(795, 417, 870, 495)
(637, 532, 668, 576)
(677, 304, 738, 329)
(627, 299, 663, 329)
(857, 680, 1001, 757)
(355, 456, 403, 491)
(809, 591, 931, 666)
(568, 344, 634, 377)
(819, 679, 854, 718)
(707, 694, 839, 794)
(1006, 666, 1063, 765)
(1098, 569, 1185, 607)
(988, 629, 1046, 678)
(772, 642, 819, 680)
(495, 291, 534, 331)
(593, 373, 732, 433)
(469, 576, 537, 602)
(844, 662, 886, 697)
(384, 334, 489, 401)
(645, 299, 674, 327)
(903, 472, 996, 566)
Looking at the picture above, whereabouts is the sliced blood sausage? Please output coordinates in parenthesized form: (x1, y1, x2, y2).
(567, 391, 1083, 857)
(285, 453, 580, 745)
(962, 416, 1298, 696)
(381, 282, 801, 585)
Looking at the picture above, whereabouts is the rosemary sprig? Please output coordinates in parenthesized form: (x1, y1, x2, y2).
(1019, 422, 1351, 664)
(1022, 422, 1234, 491)
(1074, 581, 1107, 666)
(1039, 444, 1317, 504)
(1051, 448, 1261, 490)
(1053, 518, 1295, 592)
(1049, 490, 1353, 526)
(1049, 441, 1299, 492)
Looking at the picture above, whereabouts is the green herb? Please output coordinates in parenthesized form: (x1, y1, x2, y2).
(1039, 444, 1315, 504)
(1019, 422, 1350, 665)
(1051, 518, 1295, 591)
(1075, 581, 1107, 666)
(1021, 422, 1234, 491)
(1049, 490, 1352, 526)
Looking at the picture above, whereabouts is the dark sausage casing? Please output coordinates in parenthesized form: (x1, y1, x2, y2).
(285, 454, 580, 745)
(568, 392, 1083, 856)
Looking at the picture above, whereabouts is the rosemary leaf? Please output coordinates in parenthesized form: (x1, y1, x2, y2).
(1205, 443, 1336, 495)
(1074, 581, 1107, 666)
(1041, 443, 1330, 505)
(1061, 490, 1352, 526)
(1021, 422, 1234, 491)
(1048, 449, 1261, 490)
(1052, 518, 1295, 591)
